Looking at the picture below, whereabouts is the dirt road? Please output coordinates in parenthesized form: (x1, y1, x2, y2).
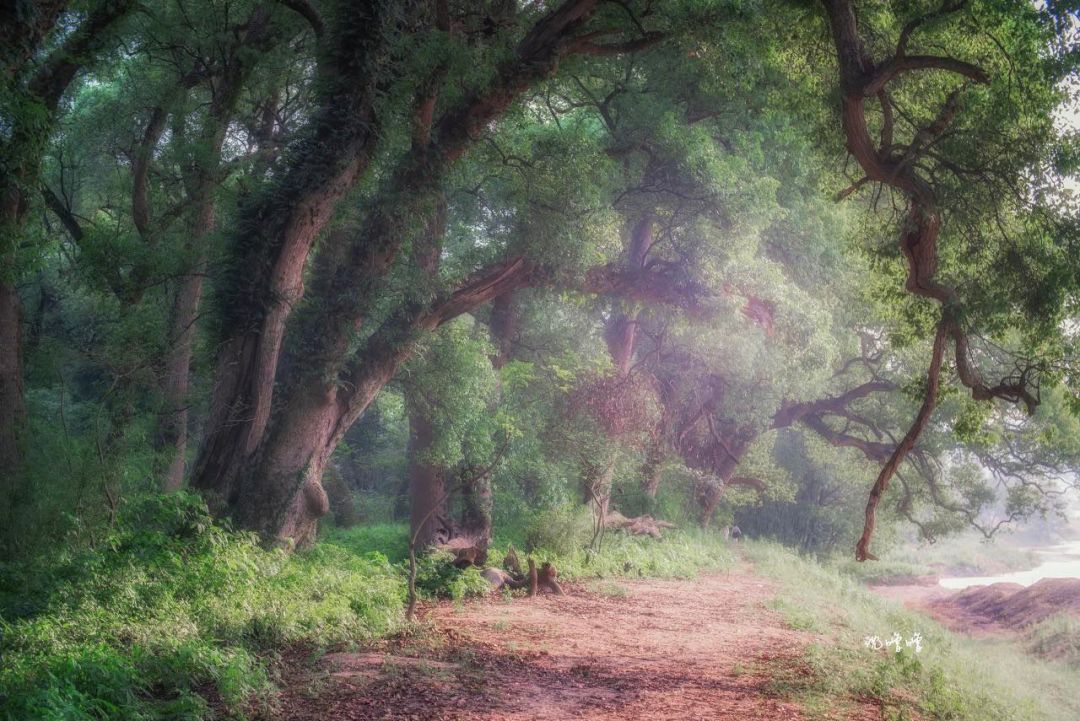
(277, 567, 873, 720)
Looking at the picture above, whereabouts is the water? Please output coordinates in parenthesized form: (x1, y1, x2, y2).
(939, 540, 1080, 589)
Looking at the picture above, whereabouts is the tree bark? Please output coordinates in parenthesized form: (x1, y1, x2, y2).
(190, 2, 393, 501)
(590, 211, 656, 509)
(640, 436, 664, 499)
(217, 0, 607, 544)
(458, 467, 493, 543)
(154, 13, 269, 490)
(158, 259, 205, 491)
(488, 291, 520, 370)
(406, 394, 449, 550)
(694, 438, 751, 527)
(0, 274, 24, 503)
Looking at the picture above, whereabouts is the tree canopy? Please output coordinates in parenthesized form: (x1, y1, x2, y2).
(1, 0, 1079, 564)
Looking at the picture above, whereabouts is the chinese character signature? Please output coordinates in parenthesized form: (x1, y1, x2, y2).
(863, 631, 923, 653)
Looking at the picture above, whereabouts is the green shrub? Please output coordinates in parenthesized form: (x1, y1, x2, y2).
(321, 522, 411, 563)
(412, 551, 491, 601)
(522, 504, 593, 556)
(0, 493, 405, 720)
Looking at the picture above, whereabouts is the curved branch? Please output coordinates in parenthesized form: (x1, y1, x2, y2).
(727, 476, 766, 493)
(275, 0, 324, 38)
(863, 55, 988, 96)
(131, 106, 168, 242)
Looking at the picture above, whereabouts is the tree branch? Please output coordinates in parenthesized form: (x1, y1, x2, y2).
(275, 0, 324, 38)
(863, 55, 988, 96)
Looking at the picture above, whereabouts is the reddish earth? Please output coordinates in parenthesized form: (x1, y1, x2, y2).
(276, 567, 880, 720)
(870, 577, 1080, 635)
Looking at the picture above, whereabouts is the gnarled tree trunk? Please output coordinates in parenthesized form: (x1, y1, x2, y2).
(0, 273, 24, 506)
(406, 396, 449, 550)
(190, 3, 392, 502)
(214, 0, 606, 545)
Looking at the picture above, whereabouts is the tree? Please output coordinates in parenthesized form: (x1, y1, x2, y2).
(1, 0, 135, 501)
(817, 0, 1080, 559)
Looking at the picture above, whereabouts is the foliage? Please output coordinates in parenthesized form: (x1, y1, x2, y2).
(0, 494, 404, 720)
(410, 550, 490, 602)
(521, 528, 735, 581)
(520, 503, 595, 556)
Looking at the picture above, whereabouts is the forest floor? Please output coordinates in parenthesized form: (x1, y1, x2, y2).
(275, 563, 880, 720)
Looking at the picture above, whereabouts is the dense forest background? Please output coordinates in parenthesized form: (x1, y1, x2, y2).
(3, 0, 1080, 718)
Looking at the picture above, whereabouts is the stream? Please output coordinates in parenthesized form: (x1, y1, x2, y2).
(939, 540, 1080, 589)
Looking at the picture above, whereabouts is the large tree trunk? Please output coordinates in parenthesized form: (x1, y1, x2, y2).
(190, 4, 391, 501)
(406, 397, 449, 550)
(696, 452, 744, 528)
(1, 140, 34, 519)
(588, 212, 656, 509)
(211, 1, 633, 545)
(157, 255, 206, 491)
(229, 326, 423, 545)
(458, 468, 493, 543)
(640, 436, 664, 499)
(488, 291, 520, 370)
(0, 275, 24, 501)
(153, 29, 259, 490)
(156, 179, 217, 493)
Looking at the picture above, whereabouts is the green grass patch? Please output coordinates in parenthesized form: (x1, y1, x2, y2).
(514, 527, 735, 581)
(833, 534, 1038, 585)
(745, 540, 1080, 721)
(1025, 613, 1080, 668)
(0, 494, 405, 721)
(321, 522, 411, 564)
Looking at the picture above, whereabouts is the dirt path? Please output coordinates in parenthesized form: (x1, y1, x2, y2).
(277, 566, 870, 720)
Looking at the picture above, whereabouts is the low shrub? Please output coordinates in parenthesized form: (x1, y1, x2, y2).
(0, 493, 405, 720)
(412, 550, 491, 601)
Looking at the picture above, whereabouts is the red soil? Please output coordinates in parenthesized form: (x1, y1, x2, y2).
(871, 578, 1080, 635)
(931, 578, 1080, 632)
(275, 567, 880, 720)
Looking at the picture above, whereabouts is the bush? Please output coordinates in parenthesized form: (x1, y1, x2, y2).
(522, 504, 593, 556)
(496, 527, 734, 581)
(412, 551, 491, 601)
(0, 493, 405, 720)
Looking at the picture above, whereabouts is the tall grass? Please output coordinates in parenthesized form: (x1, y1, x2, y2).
(326, 519, 736, 586)
(745, 540, 1080, 721)
(833, 534, 1039, 584)
(0, 494, 405, 720)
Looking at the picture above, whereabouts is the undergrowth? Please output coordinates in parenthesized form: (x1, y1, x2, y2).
(1025, 613, 1080, 668)
(326, 521, 736, 587)
(833, 535, 1038, 584)
(0, 494, 404, 721)
(2, 509, 735, 719)
(746, 540, 1080, 721)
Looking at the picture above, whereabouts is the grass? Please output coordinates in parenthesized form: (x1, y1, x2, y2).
(525, 527, 735, 580)
(0, 506, 735, 720)
(0, 494, 405, 721)
(325, 520, 736, 587)
(745, 540, 1080, 721)
(1025, 613, 1080, 668)
(321, 523, 410, 564)
(833, 534, 1038, 585)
